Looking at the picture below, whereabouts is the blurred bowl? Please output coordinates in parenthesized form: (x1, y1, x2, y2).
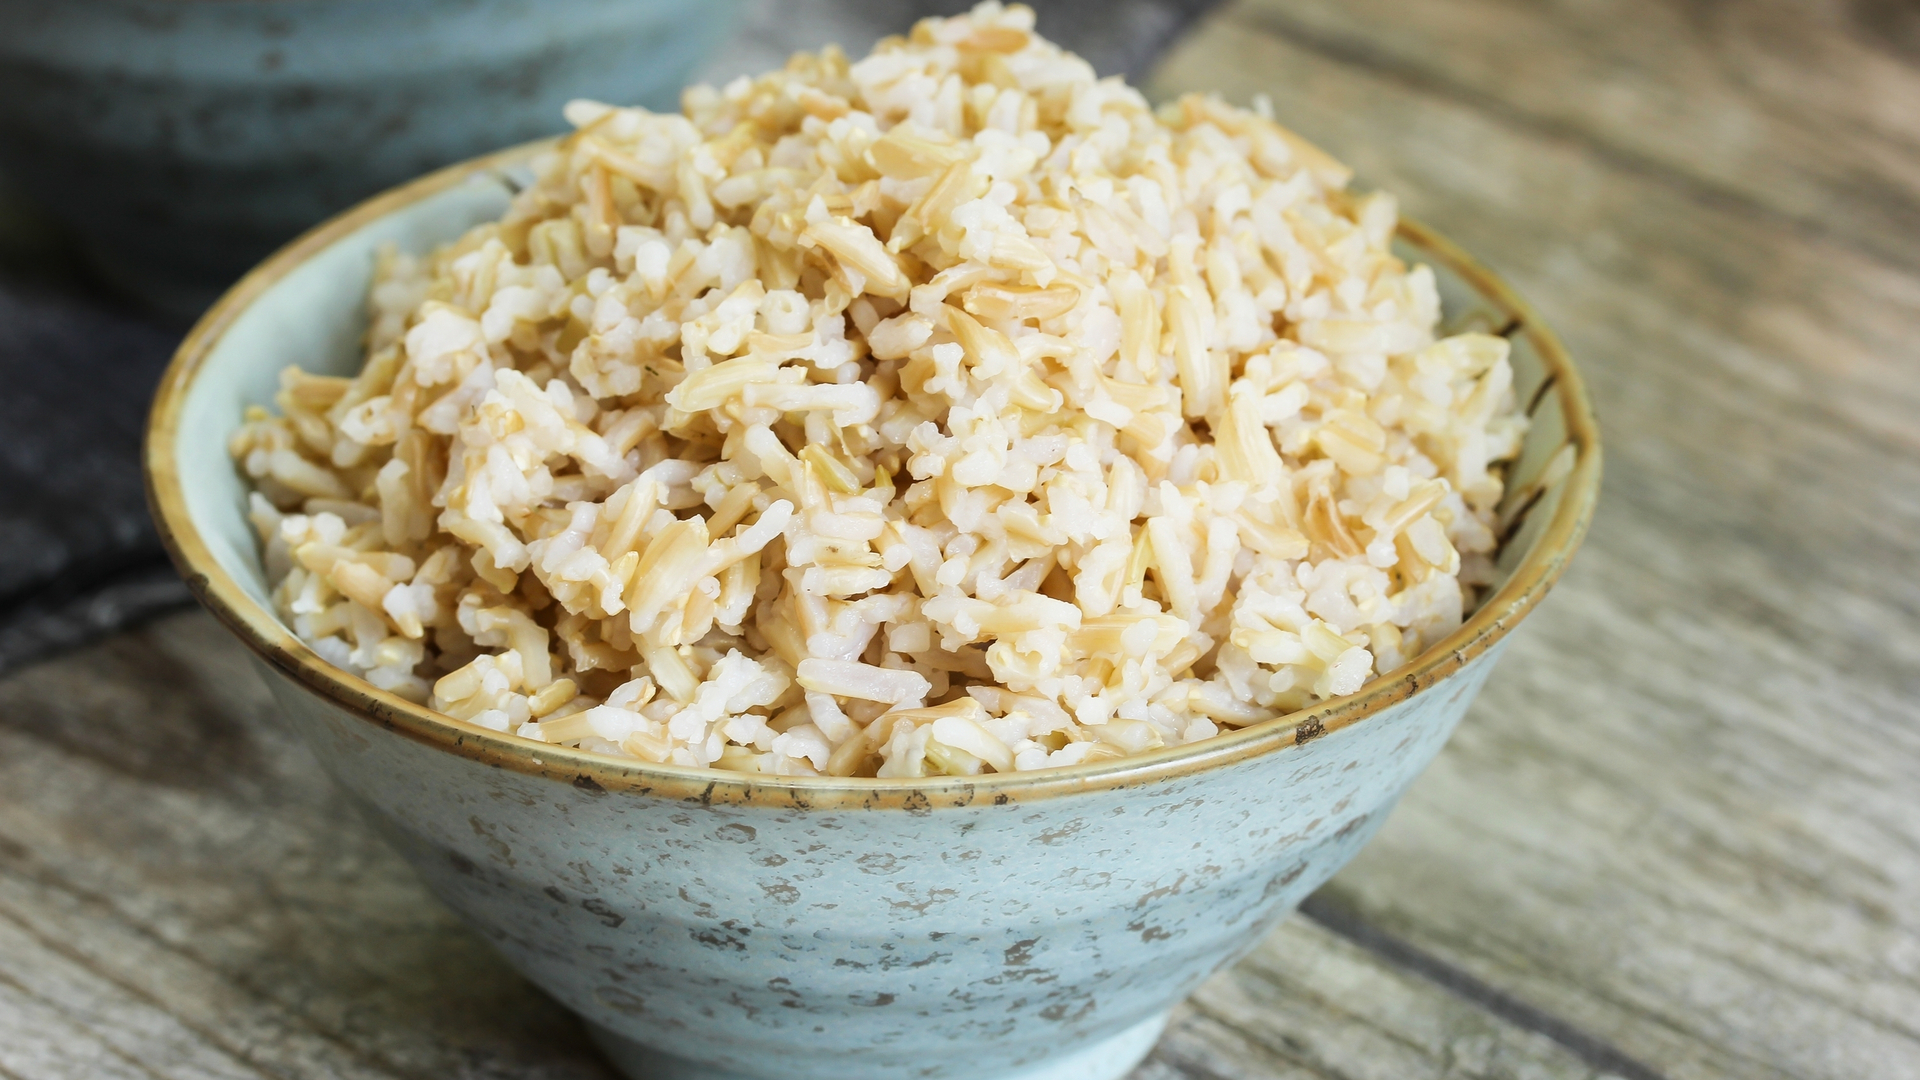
(144, 142, 1600, 1080)
(0, 0, 738, 321)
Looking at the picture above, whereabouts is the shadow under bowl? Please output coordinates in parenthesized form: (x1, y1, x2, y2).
(144, 141, 1600, 1080)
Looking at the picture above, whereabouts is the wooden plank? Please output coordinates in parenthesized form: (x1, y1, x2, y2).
(0, 611, 1614, 1080)
(5, 4, 1918, 1077)
(1150, 8, 1920, 1079)
(0, 613, 614, 1080)
(0, 909, 270, 1080)
(1203, 0, 1920, 276)
(0, 979, 167, 1080)
(1140, 917, 1606, 1079)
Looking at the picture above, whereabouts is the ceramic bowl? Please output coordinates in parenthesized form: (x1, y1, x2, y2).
(144, 142, 1600, 1080)
(0, 0, 737, 321)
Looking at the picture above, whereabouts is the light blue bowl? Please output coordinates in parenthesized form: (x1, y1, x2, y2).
(145, 144, 1600, 1080)
(0, 0, 737, 320)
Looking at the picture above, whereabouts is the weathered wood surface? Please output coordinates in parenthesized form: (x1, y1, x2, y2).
(0, 613, 1606, 1080)
(4, 1, 1919, 1078)
(1148, 0, 1920, 1076)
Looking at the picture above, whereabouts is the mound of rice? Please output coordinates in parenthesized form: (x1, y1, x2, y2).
(233, 2, 1526, 778)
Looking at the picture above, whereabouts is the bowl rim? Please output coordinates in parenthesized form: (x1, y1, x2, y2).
(144, 138, 1601, 811)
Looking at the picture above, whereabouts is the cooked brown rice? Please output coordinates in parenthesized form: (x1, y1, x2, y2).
(233, 2, 1526, 778)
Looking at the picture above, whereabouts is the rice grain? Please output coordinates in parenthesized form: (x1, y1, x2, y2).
(234, 2, 1526, 777)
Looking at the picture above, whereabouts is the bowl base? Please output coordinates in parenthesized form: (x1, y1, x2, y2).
(585, 1010, 1169, 1080)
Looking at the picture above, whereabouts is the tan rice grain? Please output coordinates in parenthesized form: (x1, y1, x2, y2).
(234, 2, 1527, 777)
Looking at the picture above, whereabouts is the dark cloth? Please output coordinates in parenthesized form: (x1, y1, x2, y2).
(0, 281, 189, 674)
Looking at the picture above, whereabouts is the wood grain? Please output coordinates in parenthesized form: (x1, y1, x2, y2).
(5, 1, 1920, 1077)
(0, 612, 1608, 1080)
(1150, 4, 1920, 1077)
(1142, 916, 1610, 1079)
(1190, 0, 1920, 276)
(0, 614, 614, 1080)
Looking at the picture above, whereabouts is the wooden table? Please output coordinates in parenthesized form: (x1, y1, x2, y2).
(4, 1, 1917, 1077)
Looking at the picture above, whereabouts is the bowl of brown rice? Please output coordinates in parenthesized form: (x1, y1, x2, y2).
(145, 6, 1599, 1078)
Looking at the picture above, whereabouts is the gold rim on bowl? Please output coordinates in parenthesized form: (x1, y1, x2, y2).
(144, 141, 1602, 810)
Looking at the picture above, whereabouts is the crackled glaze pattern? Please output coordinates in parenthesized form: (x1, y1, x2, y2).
(263, 645, 1500, 1080)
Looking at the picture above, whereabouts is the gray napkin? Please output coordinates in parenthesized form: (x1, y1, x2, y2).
(0, 281, 187, 674)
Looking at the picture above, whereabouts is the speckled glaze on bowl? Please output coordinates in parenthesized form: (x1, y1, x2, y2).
(144, 142, 1599, 1080)
(0, 0, 737, 320)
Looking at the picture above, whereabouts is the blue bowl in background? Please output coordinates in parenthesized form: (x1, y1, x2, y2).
(0, 0, 739, 320)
